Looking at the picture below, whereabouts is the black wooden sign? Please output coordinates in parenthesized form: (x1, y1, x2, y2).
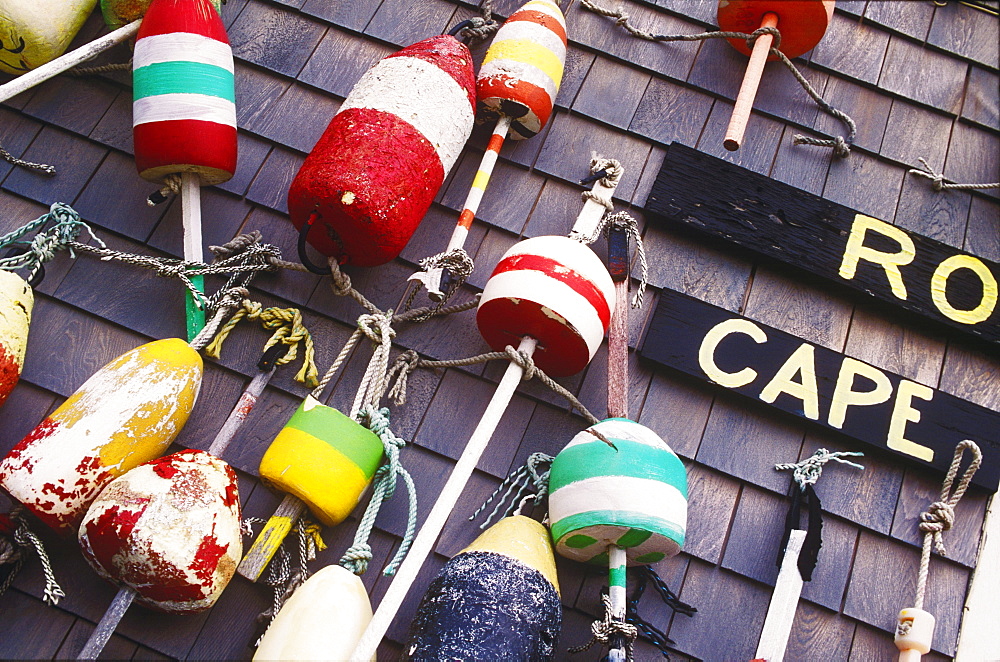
(639, 289, 1000, 492)
(645, 143, 1000, 347)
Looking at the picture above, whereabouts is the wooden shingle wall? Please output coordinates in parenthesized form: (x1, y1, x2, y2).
(1, 0, 997, 659)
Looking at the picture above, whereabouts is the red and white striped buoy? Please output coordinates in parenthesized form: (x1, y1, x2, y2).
(0, 271, 32, 407)
(288, 35, 476, 268)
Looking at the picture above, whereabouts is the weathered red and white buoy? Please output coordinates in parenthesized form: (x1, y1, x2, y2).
(132, 0, 236, 186)
(0, 270, 32, 407)
(78, 449, 242, 613)
(0, 338, 203, 534)
(716, 0, 834, 150)
(288, 35, 476, 267)
(405, 516, 562, 660)
(0, 0, 97, 75)
(254, 564, 374, 661)
(477, 235, 615, 377)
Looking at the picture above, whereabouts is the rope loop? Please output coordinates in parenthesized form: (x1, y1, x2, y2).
(386, 349, 422, 406)
(0, 508, 65, 606)
(580, 154, 624, 212)
(505, 345, 537, 381)
(908, 157, 1000, 192)
(569, 594, 638, 657)
(775, 447, 865, 491)
(469, 452, 554, 528)
(747, 25, 780, 52)
(0, 202, 105, 284)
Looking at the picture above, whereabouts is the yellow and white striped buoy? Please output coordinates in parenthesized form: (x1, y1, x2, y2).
(0, 0, 97, 75)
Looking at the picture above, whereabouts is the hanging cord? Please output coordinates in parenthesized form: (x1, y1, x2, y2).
(0, 140, 56, 175)
(623, 565, 697, 657)
(406, 248, 476, 312)
(0, 202, 105, 285)
(899, 440, 982, 629)
(775, 448, 864, 580)
(385, 344, 603, 425)
(908, 157, 1000, 193)
(577, 209, 649, 309)
(249, 516, 326, 644)
(569, 593, 639, 658)
(579, 155, 625, 214)
(339, 406, 418, 577)
(202, 300, 319, 387)
(146, 174, 182, 206)
(577, 0, 856, 157)
(67, 59, 133, 77)
(469, 452, 554, 529)
(0, 508, 65, 606)
(449, 0, 500, 43)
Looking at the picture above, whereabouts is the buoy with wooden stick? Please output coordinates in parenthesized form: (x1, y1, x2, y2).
(132, 0, 237, 341)
(404, 515, 562, 660)
(410, 0, 567, 299)
(716, 0, 834, 151)
(0, 0, 97, 75)
(0, 338, 203, 534)
(349, 172, 617, 662)
(288, 34, 475, 269)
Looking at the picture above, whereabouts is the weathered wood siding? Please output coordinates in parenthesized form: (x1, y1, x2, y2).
(1, 0, 997, 659)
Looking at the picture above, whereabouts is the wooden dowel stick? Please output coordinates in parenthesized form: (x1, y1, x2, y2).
(754, 528, 807, 662)
(351, 336, 538, 661)
(77, 586, 136, 659)
(410, 115, 511, 299)
(181, 172, 205, 342)
(607, 224, 630, 420)
(207, 367, 274, 458)
(237, 493, 308, 582)
(0, 20, 141, 105)
(724, 12, 778, 152)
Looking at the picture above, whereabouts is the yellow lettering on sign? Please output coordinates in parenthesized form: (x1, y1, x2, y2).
(829, 357, 893, 428)
(839, 214, 916, 300)
(698, 318, 766, 388)
(759, 343, 820, 420)
(930, 254, 998, 325)
(887, 380, 934, 462)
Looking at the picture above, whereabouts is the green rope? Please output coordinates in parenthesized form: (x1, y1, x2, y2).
(0, 203, 103, 282)
(339, 406, 418, 577)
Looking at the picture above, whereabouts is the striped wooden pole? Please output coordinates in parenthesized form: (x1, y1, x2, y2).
(410, 0, 567, 299)
(132, 0, 237, 340)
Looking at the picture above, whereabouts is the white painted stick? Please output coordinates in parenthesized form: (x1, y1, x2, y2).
(955, 492, 1000, 659)
(77, 586, 136, 659)
(350, 336, 538, 661)
(754, 529, 807, 662)
(568, 180, 618, 243)
(181, 172, 203, 263)
(607, 545, 628, 662)
(0, 21, 141, 105)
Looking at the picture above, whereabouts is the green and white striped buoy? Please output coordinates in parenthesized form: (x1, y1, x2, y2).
(548, 417, 687, 566)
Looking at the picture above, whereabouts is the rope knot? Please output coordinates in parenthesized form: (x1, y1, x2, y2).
(775, 448, 864, 491)
(569, 594, 638, 655)
(357, 313, 396, 345)
(833, 135, 851, 158)
(387, 350, 422, 406)
(748, 25, 781, 51)
(505, 345, 537, 381)
(615, 13, 631, 27)
(920, 501, 954, 555)
(340, 543, 373, 575)
(328, 260, 354, 296)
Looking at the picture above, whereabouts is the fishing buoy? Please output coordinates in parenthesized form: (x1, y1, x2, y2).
(254, 565, 374, 661)
(288, 34, 476, 267)
(101, 0, 221, 30)
(405, 516, 561, 660)
(0, 270, 32, 407)
(237, 396, 384, 580)
(716, 0, 834, 151)
(0, 338, 203, 534)
(77, 449, 241, 613)
(0, 0, 97, 75)
(351, 176, 615, 662)
(549, 418, 688, 565)
(477, 235, 614, 377)
(411, 0, 566, 299)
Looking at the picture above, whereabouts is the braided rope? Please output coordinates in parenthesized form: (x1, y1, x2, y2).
(68, 59, 132, 76)
(339, 406, 418, 576)
(456, 0, 500, 42)
(908, 157, 1000, 192)
(578, 0, 855, 157)
(580, 155, 625, 213)
(569, 594, 639, 658)
(0, 508, 65, 605)
(775, 448, 865, 491)
(188, 288, 247, 352)
(469, 452, 554, 528)
(253, 517, 324, 644)
(0, 203, 105, 282)
(0, 140, 56, 175)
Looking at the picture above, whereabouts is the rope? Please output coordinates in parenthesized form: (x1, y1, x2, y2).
(0, 203, 105, 283)
(202, 300, 319, 387)
(67, 59, 133, 76)
(775, 448, 865, 491)
(188, 288, 247, 352)
(569, 593, 638, 658)
(456, 0, 499, 42)
(385, 344, 602, 425)
(146, 174, 182, 206)
(578, 0, 856, 157)
(907, 440, 982, 616)
(908, 157, 1000, 192)
(408, 247, 476, 311)
(339, 406, 418, 577)
(580, 155, 625, 212)
(0, 140, 56, 175)
(0, 508, 65, 606)
(469, 452, 554, 528)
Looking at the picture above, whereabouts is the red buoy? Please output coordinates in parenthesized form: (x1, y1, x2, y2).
(288, 35, 476, 267)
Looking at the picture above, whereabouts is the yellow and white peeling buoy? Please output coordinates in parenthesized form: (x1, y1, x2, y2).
(0, 270, 32, 408)
(0, 0, 98, 75)
(0, 338, 203, 534)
